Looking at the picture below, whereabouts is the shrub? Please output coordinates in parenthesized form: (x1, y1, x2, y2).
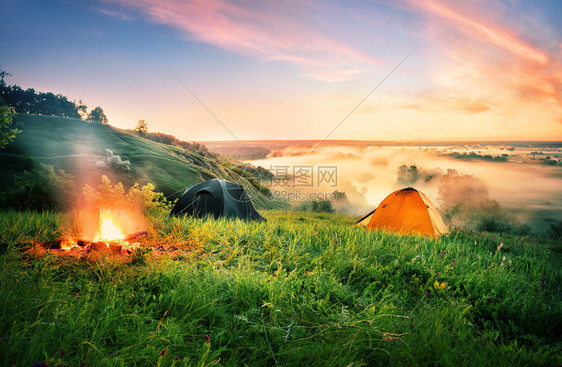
(312, 200, 334, 213)
(82, 175, 170, 216)
(1, 162, 75, 211)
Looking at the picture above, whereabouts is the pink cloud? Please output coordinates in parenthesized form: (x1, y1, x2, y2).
(407, 0, 549, 65)
(100, 0, 378, 82)
(397, 0, 562, 117)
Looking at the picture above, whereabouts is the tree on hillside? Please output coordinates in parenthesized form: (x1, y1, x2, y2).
(135, 120, 148, 137)
(87, 107, 108, 124)
(0, 68, 10, 84)
(0, 106, 21, 149)
(76, 99, 88, 119)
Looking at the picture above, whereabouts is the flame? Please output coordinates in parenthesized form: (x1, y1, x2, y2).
(61, 237, 77, 251)
(94, 210, 124, 242)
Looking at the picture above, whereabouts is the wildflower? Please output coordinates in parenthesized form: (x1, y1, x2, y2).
(541, 278, 545, 290)
(60, 348, 66, 357)
(0, 336, 7, 343)
(497, 243, 504, 252)
(382, 333, 394, 341)
(175, 356, 180, 361)
(433, 281, 446, 290)
(160, 349, 167, 357)
(80, 362, 87, 367)
(205, 334, 210, 344)
(31, 363, 49, 367)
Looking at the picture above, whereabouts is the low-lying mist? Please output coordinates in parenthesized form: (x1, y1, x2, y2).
(249, 144, 562, 233)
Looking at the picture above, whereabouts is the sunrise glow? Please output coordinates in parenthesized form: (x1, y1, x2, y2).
(1, 0, 560, 142)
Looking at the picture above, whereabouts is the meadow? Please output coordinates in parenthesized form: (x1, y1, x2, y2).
(0, 209, 560, 366)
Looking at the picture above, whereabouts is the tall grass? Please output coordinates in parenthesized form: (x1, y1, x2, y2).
(0, 210, 560, 366)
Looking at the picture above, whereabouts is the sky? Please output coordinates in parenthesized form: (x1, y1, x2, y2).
(1, 0, 561, 141)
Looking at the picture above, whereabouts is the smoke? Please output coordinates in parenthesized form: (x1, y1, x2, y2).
(96, 149, 131, 171)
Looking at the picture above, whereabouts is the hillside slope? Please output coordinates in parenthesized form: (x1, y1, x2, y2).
(0, 114, 281, 209)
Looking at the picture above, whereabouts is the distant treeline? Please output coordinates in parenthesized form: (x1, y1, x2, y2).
(444, 152, 508, 162)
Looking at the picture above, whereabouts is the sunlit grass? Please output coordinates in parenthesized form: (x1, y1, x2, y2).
(0, 210, 560, 366)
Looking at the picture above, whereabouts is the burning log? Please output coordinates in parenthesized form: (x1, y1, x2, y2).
(124, 231, 148, 241)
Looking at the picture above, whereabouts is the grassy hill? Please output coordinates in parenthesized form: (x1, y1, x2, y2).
(0, 210, 560, 366)
(0, 114, 281, 209)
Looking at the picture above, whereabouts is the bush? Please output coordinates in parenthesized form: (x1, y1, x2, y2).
(0, 105, 20, 149)
(1, 162, 75, 211)
(311, 200, 334, 213)
(82, 175, 170, 216)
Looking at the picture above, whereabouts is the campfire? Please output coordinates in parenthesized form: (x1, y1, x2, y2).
(42, 209, 147, 256)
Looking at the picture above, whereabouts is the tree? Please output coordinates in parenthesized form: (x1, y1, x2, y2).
(0, 106, 20, 149)
(312, 200, 334, 213)
(135, 120, 148, 136)
(0, 68, 10, 84)
(332, 190, 347, 200)
(76, 99, 88, 119)
(87, 106, 108, 124)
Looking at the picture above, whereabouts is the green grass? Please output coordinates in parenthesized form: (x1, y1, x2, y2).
(0, 210, 560, 366)
(0, 114, 282, 209)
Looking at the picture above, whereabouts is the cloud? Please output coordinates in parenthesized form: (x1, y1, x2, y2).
(301, 68, 361, 83)
(93, 6, 133, 20)
(406, 0, 549, 64)
(391, 0, 562, 122)
(98, 0, 378, 82)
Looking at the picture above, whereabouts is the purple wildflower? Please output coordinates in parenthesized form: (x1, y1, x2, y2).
(175, 356, 180, 361)
(60, 348, 66, 357)
(205, 334, 210, 344)
(160, 349, 166, 357)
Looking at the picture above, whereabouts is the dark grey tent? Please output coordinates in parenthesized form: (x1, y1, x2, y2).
(169, 179, 265, 221)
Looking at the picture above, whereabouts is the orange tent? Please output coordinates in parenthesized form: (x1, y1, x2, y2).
(356, 187, 448, 238)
